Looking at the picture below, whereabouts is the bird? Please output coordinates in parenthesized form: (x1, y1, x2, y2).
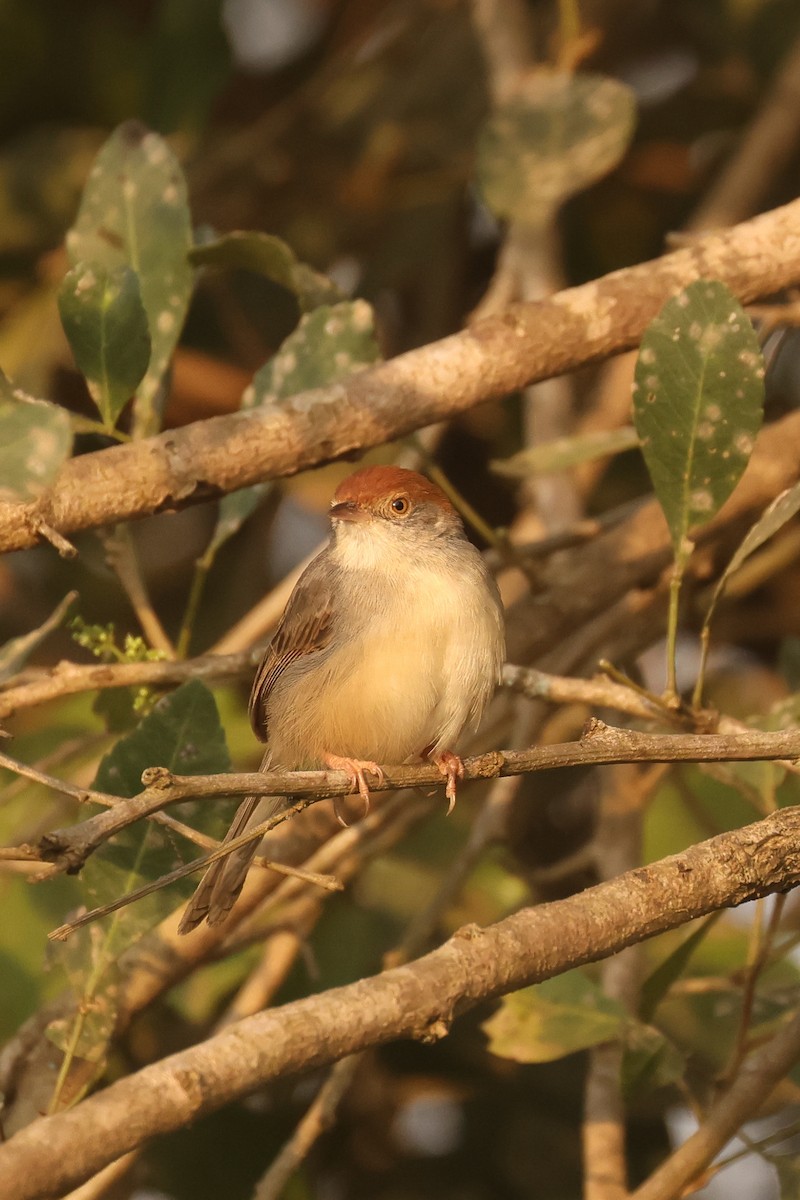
(178, 465, 506, 932)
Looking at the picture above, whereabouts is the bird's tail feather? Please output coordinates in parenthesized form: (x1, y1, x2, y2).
(177, 751, 287, 933)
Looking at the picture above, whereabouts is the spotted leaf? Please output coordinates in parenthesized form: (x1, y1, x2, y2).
(0, 374, 73, 503)
(477, 72, 636, 227)
(633, 280, 765, 556)
(58, 262, 151, 428)
(65, 121, 193, 435)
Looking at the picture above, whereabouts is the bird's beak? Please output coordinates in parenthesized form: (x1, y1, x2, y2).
(329, 500, 367, 522)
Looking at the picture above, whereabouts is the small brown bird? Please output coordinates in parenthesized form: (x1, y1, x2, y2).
(178, 466, 505, 932)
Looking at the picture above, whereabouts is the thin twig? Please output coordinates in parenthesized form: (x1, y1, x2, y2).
(0, 651, 255, 720)
(252, 1056, 362, 1200)
(631, 1011, 800, 1200)
(98, 527, 175, 656)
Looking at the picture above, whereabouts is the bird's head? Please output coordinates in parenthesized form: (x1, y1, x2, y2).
(329, 466, 462, 546)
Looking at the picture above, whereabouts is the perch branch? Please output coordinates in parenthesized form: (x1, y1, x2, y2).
(28, 723, 800, 876)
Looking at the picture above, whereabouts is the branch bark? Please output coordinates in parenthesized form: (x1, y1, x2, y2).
(3, 198, 800, 554)
(4, 803, 800, 1199)
(31, 723, 800, 875)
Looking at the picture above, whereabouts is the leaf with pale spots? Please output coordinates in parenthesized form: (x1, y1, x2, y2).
(58, 263, 151, 428)
(211, 300, 380, 549)
(190, 231, 342, 313)
(633, 280, 765, 557)
(0, 373, 73, 503)
(247, 299, 380, 406)
(65, 120, 193, 435)
(477, 72, 636, 227)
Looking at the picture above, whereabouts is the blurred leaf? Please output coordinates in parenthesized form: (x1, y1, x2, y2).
(477, 72, 636, 227)
(701, 482, 800, 649)
(773, 1153, 800, 1198)
(633, 280, 765, 558)
(779, 639, 800, 692)
(92, 687, 139, 734)
(58, 262, 151, 428)
(66, 121, 193, 434)
(0, 591, 76, 684)
(46, 926, 120, 1066)
(190, 231, 343, 313)
(47, 682, 231, 1098)
(0, 374, 73, 502)
(492, 426, 639, 478)
(621, 1022, 685, 1100)
(722, 482, 800, 583)
(482, 971, 625, 1062)
(142, 0, 231, 135)
(88, 680, 229, 950)
(207, 486, 268, 562)
(639, 914, 722, 1023)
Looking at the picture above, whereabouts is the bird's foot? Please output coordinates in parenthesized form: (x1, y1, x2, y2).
(323, 753, 385, 826)
(431, 750, 464, 815)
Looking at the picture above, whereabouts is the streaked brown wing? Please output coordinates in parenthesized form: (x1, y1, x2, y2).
(248, 555, 336, 741)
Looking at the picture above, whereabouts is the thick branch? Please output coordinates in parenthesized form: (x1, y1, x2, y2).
(4, 804, 800, 1199)
(3, 199, 800, 554)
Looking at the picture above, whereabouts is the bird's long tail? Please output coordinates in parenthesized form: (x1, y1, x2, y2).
(177, 751, 286, 933)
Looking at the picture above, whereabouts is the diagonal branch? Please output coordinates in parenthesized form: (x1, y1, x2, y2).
(3, 802, 800, 1200)
(3, 198, 800, 554)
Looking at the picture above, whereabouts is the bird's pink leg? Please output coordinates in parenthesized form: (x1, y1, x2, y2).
(322, 753, 385, 825)
(430, 749, 464, 815)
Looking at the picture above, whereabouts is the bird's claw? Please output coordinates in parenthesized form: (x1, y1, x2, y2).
(323, 753, 384, 824)
(432, 751, 464, 815)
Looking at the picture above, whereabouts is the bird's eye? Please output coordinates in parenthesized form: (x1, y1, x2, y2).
(389, 495, 410, 516)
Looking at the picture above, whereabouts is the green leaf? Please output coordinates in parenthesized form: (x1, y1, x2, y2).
(58, 263, 151, 428)
(0, 591, 76, 684)
(245, 299, 380, 407)
(0, 374, 73, 502)
(94, 678, 229, 801)
(633, 280, 765, 557)
(621, 1023, 686, 1100)
(66, 120, 194, 435)
(477, 72, 636, 227)
(492, 426, 640, 478)
(482, 970, 626, 1063)
(88, 680, 230, 945)
(190, 231, 343, 313)
(47, 682, 232, 1086)
(639, 914, 722, 1023)
(716, 481, 800, 604)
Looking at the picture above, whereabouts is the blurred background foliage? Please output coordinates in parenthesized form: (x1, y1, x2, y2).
(3, 0, 800, 1197)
